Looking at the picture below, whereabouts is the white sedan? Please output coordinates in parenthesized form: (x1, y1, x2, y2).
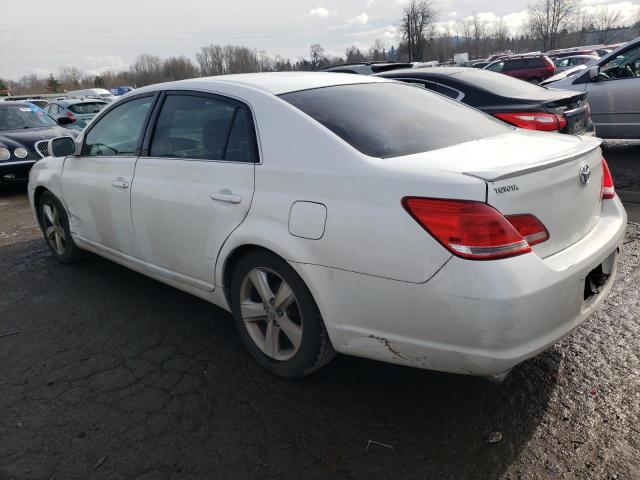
(28, 73, 627, 379)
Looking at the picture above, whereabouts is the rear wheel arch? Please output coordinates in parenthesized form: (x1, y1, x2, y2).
(33, 186, 51, 228)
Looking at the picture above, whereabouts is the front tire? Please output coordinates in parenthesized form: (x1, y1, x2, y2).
(230, 250, 335, 378)
(38, 191, 85, 263)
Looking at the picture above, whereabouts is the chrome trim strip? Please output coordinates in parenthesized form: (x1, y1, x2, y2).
(0, 160, 37, 166)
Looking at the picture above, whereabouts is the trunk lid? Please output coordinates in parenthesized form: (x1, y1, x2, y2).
(463, 133, 603, 258)
(397, 131, 603, 258)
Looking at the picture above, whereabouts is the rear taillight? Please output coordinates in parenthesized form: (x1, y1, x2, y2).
(494, 112, 566, 132)
(601, 158, 615, 199)
(504, 214, 549, 246)
(65, 111, 77, 121)
(402, 198, 549, 260)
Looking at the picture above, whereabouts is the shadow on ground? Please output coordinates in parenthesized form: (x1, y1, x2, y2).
(0, 240, 560, 480)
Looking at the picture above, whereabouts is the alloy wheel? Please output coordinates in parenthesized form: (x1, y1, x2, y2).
(42, 202, 66, 255)
(239, 267, 303, 361)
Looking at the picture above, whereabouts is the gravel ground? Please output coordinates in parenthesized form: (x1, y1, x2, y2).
(1, 181, 639, 479)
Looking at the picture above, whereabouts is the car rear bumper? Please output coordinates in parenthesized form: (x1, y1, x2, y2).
(292, 197, 627, 376)
(0, 160, 36, 183)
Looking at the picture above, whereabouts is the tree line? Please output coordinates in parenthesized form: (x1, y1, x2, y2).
(3, 0, 639, 95)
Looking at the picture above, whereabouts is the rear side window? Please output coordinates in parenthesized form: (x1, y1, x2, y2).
(280, 82, 509, 159)
(68, 102, 106, 114)
(149, 94, 258, 162)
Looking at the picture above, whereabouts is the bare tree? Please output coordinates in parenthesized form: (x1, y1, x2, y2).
(368, 39, 387, 61)
(58, 66, 82, 90)
(595, 6, 623, 43)
(528, 0, 579, 51)
(130, 54, 163, 86)
(309, 44, 326, 70)
(400, 0, 437, 61)
(345, 45, 366, 63)
(162, 56, 198, 81)
(470, 13, 488, 58)
(492, 17, 510, 53)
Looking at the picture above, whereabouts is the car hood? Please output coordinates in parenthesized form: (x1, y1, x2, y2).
(0, 126, 76, 149)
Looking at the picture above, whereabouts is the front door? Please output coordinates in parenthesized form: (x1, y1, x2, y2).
(586, 44, 640, 139)
(61, 95, 155, 257)
(131, 91, 257, 291)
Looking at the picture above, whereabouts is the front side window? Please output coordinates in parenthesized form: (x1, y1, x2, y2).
(485, 61, 503, 72)
(149, 94, 257, 162)
(82, 96, 153, 156)
(281, 82, 509, 159)
(599, 46, 640, 80)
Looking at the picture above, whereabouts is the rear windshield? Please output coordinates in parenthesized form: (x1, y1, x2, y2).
(455, 69, 548, 96)
(280, 82, 509, 158)
(69, 102, 106, 114)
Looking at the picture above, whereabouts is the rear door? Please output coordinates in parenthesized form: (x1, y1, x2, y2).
(130, 91, 257, 291)
(61, 94, 155, 257)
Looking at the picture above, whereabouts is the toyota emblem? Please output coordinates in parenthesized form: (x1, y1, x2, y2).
(579, 164, 591, 185)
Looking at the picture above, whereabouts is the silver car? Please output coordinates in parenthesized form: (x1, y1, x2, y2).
(44, 98, 108, 132)
(542, 37, 640, 139)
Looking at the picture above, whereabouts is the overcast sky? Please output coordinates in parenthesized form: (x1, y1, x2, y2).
(1, 0, 638, 80)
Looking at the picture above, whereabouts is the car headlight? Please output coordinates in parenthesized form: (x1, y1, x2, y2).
(14, 147, 28, 159)
(0, 147, 10, 161)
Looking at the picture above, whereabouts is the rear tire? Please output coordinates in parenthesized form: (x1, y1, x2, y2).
(230, 250, 336, 378)
(38, 191, 86, 263)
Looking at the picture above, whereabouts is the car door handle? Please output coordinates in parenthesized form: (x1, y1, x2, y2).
(111, 179, 129, 189)
(210, 192, 242, 204)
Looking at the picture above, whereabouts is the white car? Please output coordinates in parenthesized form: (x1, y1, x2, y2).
(28, 73, 627, 380)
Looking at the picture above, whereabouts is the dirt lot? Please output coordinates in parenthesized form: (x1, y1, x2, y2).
(1, 148, 639, 479)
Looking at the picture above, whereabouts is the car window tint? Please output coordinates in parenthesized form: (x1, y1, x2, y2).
(150, 95, 236, 160)
(225, 107, 258, 162)
(486, 61, 503, 72)
(69, 102, 106, 114)
(281, 82, 509, 159)
(82, 96, 152, 156)
(435, 84, 460, 99)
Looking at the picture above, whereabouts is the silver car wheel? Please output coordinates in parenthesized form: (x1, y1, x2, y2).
(42, 202, 66, 255)
(239, 267, 303, 361)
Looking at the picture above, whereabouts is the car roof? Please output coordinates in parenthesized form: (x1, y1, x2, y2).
(135, 72, 391, 96)
(0, 101, 36, 108)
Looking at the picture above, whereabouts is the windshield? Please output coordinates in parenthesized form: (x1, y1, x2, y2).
(455, 69, 547, 96)
(280, 82, 510, 158)
(0, 104, 58, 131)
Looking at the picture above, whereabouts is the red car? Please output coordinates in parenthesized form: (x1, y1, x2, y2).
(484, 55, 555, 84)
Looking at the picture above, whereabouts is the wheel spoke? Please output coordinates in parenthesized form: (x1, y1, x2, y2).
(241, 301, 267, 322)
(45, 226, 56, 239)
(54, 232, 64, 254)
(263, 321, 280, 357)
(274, 282, 294, 310)
(43, 204, 55, 224)
(278, 314, 302, 349)
(248, 269, 273, 303)
(57, 228, 66, 241)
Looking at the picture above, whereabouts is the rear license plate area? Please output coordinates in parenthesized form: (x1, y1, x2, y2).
(583, 250, 617, 301)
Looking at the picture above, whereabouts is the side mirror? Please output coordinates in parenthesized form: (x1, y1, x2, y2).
(588, 66, 600, 80)
(49, 136, 76, 158)
(56, 116, 76, 126)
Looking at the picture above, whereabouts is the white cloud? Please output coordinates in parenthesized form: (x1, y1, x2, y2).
(309, 6, 332, 17)
(27, 67, 52, 77)
(350, 12, 369, 25)
(84, 55, 127, 76)
(581, 1, 640, 25)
